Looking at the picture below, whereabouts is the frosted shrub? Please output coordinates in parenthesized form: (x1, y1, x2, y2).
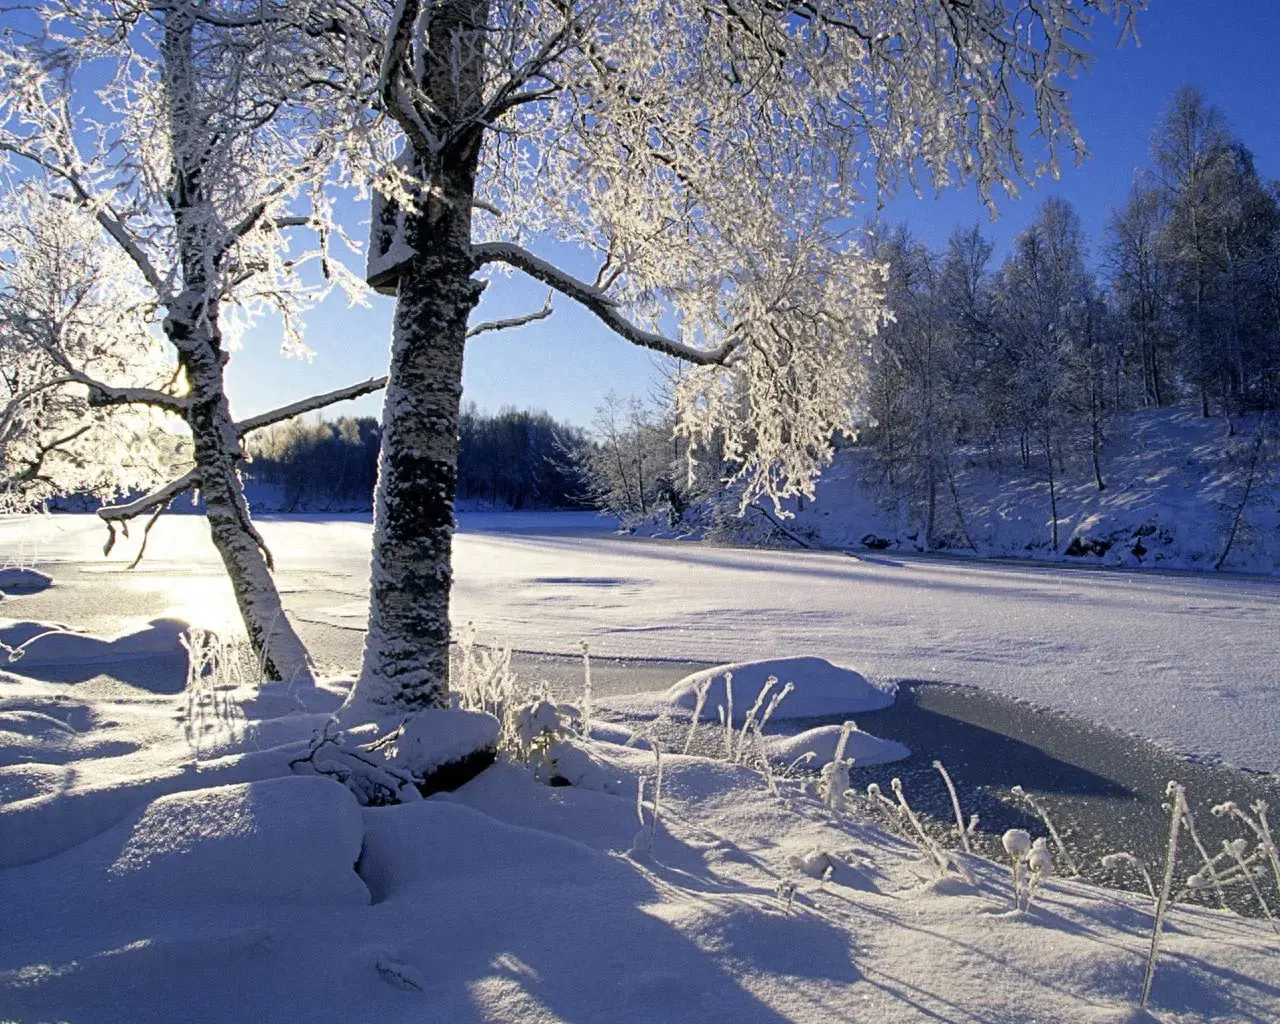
(510, 699, 580, 783)
(1212, 799, 1280, 926)
(1010, 785, 1080, 877)
(452, 624, 520, 719)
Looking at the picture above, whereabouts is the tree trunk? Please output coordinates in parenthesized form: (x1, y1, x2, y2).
(1044, 431, 1059, 551)
(160, 11, 313, 685)
(165, 298, 315, 684)
(344, 250, 482, 719)
(1091, 389, 1106, 492)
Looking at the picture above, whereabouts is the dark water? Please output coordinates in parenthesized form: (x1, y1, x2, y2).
(516, 650, 1280, 918)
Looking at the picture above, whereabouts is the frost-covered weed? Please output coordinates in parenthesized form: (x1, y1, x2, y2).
(1002, 829, 1032, 907)
(1024, 838, 1054, 911)
(451, 624, 579, 775)
(628, 744, 664, 860)
(934, 760, 976, 854)
(681, 677, 712, 755)
(1010, 785, 1080, 877)
(818, 721, 857, 813)
(179, 627, 262, 754)
(864, 778, 967, 881)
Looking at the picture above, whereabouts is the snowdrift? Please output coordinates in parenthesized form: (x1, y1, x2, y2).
(600, 656, 895, 724)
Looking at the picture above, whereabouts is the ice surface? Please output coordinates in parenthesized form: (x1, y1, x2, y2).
(3, 511, 1279, 770)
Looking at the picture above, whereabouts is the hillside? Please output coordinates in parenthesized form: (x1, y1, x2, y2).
(646, 407, 1280, 576)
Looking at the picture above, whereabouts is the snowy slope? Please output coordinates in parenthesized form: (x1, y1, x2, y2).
(648, 407, 1280, 575)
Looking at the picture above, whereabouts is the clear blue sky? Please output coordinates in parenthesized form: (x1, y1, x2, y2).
(225, 0, 1280, 429)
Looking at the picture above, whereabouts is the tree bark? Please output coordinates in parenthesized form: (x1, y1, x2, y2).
(343, 0, 489, 717)
(345, 248, 481, 718)
(160, 9, 313, 685)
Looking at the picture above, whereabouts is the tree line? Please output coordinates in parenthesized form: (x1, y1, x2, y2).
(244, 405, 591, 511)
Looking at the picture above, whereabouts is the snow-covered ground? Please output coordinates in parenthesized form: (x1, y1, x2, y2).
(4, 509, 1279, 770)
(3, 511, 1279, 1022)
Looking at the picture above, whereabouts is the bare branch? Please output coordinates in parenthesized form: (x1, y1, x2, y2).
(70, 369, 190, 415)
(466, 291, 554, 338)
(234, 376, 389, 436)
(472, 242, 739, 366)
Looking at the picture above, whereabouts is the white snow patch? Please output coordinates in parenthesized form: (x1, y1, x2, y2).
(393, 708, 499, 776)
(601, 656, 894, 724)
(107, 776, 368, 906)
(764, 723, 910, 767)
(0, 567, 53, 595)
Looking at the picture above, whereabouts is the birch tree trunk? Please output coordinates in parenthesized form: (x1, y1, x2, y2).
(168, 298, 314, 684)
(348, 243, 482, 716)
(343, 0, 489, 718)
(161, 11, 313, 685)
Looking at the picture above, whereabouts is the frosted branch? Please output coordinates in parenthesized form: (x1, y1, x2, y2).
(234, 376, 389, 436)
(466, 291, 554, 338)
(97, 470, 200, 525)
(472, 242, 739, 366)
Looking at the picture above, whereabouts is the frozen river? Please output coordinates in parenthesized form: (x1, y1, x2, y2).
(3, 510, 1279, 771)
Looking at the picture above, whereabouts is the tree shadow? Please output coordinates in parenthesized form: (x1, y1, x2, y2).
(0, 618, 190, 693)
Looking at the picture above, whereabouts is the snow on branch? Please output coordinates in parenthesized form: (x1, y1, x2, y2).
(466, 291, 554, 338)
(234, 376, 389, 437)
(73, 370, 191, 415)
(97, 470, 201, 526)
(472, 242, 739, 366)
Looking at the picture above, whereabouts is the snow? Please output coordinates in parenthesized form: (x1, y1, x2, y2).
(762, 723, 911, 768)
(649, 406, 1280, 576)
(3, 510, 1279, 771)
(601, 657, 895, 724)
(0, 567, 52, 596)
(1, 525, 1278, 1021)
(394, 708, 499, 775)
(106, 776, 368, 906)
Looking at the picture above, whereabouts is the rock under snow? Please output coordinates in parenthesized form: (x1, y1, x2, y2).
(602, 656, 894, 725)
(763, 723, 910, 768)
(393, 708, 499, 793)
(108, 776, 368, 906)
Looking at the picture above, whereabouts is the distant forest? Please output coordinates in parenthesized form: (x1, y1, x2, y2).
(244, 405, 591, 511)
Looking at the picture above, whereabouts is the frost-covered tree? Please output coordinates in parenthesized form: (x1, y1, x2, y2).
(1107, 176, 1176, 409)
(994, 197, 1091, 549)
(340, 0, 1145, 717)
(0, 183, 188, 510)
(0, 2, 385, 681)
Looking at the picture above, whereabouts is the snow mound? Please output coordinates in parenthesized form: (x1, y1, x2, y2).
(0, 567, 53, 596)
(108, 776, 368, 906)
(603, 656, 894, 724)
(763, 723, 910, 767)
(394, 708, 499, 776)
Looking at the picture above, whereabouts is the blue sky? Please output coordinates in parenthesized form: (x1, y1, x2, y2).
(225, 0, 1280, 429)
